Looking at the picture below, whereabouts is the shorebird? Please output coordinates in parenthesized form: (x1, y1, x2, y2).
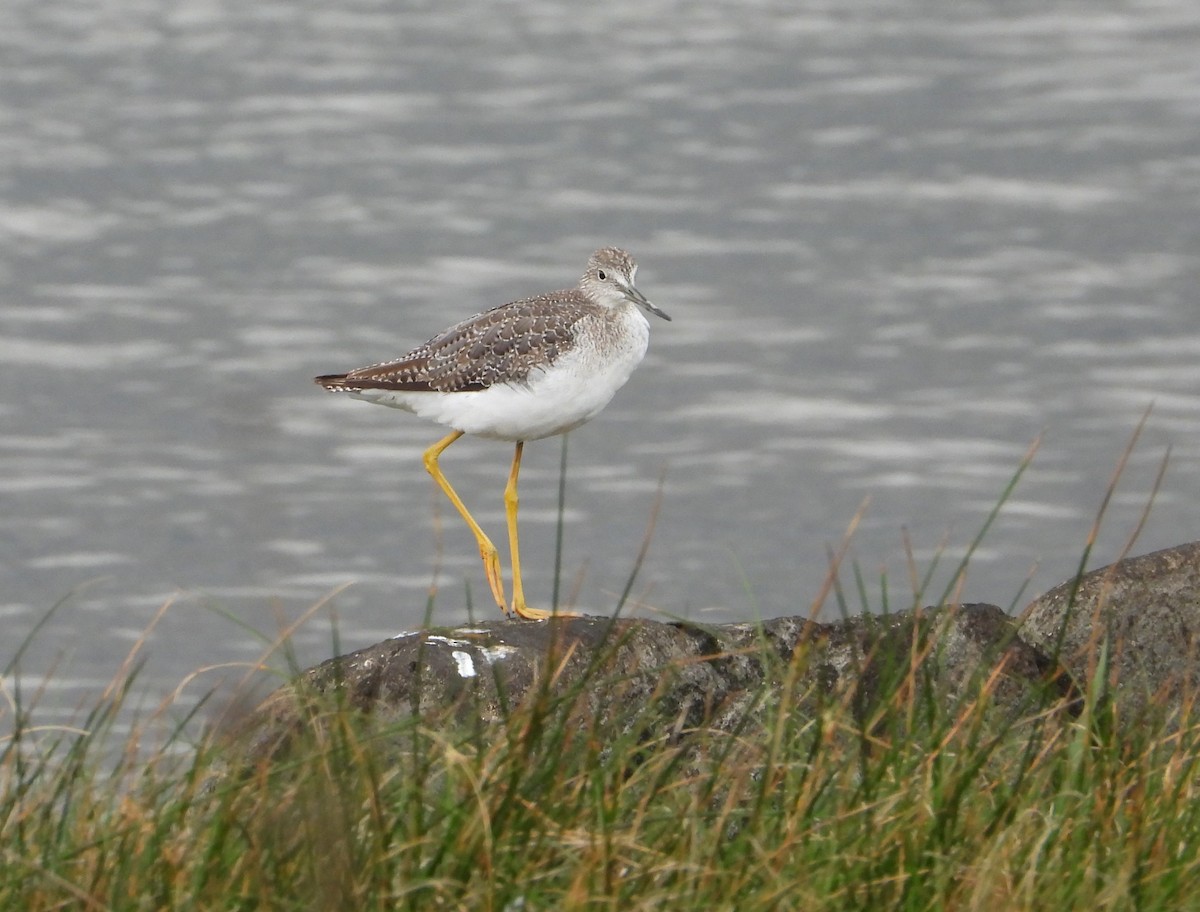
(315, 247, 669, 619)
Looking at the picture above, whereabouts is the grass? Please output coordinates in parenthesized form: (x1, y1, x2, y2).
(3, 421, 1192, 910)
(5, 612, 1200, 911)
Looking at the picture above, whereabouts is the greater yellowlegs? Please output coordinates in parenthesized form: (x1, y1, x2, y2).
(315, 247, 669, 620)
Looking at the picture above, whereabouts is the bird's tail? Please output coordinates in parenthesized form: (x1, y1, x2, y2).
(314, 374, 353, 390)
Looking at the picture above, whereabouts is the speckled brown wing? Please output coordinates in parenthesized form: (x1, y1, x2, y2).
(316, 291, 599, 393)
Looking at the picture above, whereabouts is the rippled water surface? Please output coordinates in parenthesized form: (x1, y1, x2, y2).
(4, 0, 1200, 722)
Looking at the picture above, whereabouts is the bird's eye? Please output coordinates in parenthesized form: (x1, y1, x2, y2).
(597, 269, 607, 280)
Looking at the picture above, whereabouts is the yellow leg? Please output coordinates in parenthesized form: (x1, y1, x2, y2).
(423, 430, 509, 617)
(504, 442, 578, 620)
(505, 442, 549, 619)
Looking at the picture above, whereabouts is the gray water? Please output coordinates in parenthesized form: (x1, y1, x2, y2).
(4, 0, 1200, 728)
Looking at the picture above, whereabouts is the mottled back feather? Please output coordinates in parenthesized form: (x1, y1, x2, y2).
(316, 291, 601, 394)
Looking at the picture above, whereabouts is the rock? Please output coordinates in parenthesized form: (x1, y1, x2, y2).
(240, 603, 1074, 763)
(1020, 540, 1200, 722)
(232, 541, 1200, 760)
(815, 604, 1076, 727)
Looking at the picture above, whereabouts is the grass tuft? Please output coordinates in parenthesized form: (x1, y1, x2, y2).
(4, 605, 1200, 911)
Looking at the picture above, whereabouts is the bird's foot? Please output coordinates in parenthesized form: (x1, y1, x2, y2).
(511, 600, 581, 621)
(480, 546, 510, 615)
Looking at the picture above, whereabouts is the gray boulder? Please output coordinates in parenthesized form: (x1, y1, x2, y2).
(242, 603, 1074, 761)
(1021, 540, 1200, 722)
